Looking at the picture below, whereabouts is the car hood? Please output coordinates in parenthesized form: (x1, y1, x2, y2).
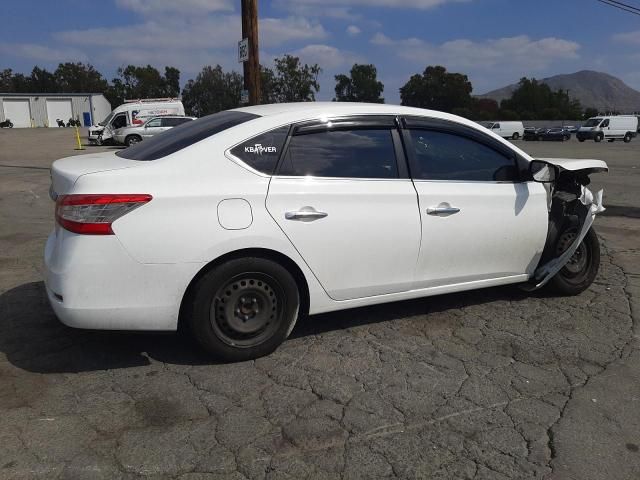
(538, 157, 608, 173)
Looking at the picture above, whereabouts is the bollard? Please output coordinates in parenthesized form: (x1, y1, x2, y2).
(74, 125, 85, 151)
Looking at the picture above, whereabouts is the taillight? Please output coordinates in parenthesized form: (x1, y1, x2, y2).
(55, 194, 152, 235)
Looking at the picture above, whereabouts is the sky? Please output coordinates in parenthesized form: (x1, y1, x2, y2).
(2, 0, 640, 103)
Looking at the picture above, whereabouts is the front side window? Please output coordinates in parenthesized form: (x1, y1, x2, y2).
(601, 119, 610, 128)
(146, 118, 162, 128)
(111, 113, 128, 130)
(408, 129, 518, 182)
(279, 129, 398, 179)
(230, 126, 289, 175)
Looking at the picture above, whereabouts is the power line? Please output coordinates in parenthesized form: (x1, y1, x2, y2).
(607, 0, 640, 12)
(596, 0, 640, 16)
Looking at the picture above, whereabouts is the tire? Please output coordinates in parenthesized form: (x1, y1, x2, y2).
(512, 132, 520, 140)
(125, 135, 142, 147)
(624, 133, 632, 143)
(547, 227, 600, 296)
(187, 257, 300, 361)
(578, 137, 585, 142)
(594, 133, 603, 143)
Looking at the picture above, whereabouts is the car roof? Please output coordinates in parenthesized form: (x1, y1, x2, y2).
(233, 102, 449, 120)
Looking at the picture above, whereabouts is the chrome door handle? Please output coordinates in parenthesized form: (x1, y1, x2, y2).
(285, 207, 328, 222)
(427, 206, 460, 216)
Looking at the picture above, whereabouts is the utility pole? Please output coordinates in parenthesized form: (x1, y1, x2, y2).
(241, 0, 261, 105)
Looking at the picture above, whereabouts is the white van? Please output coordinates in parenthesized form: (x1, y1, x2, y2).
(486, 121, 525, 140)
(576, 115, 638, 143)
(88, 98, 185, 145)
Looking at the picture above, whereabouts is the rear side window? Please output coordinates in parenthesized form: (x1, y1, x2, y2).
(117, 111, 259, 161)
(408, 129, 518, 182)
(162, 117, 192, 127)
(230, 126, 289, 175)
(278, 129, 398, 178)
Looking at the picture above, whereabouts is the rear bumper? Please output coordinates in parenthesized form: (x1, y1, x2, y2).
(44, 229, 203, 331)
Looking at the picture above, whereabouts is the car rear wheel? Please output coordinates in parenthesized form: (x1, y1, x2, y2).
(187, 257, 300, 361)
(512, 132, 520, 140)
(624, 133, 632, 143)
(547, 227, 600, 296)
(125, 135, 142, 147)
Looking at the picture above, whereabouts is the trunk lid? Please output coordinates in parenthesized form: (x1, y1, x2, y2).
(50, 151, 139, 196)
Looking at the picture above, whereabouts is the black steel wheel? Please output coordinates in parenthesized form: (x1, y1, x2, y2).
(187, 257, 300, 361)
(547, 227, 600, 296)
(624, 133, 632, 143)
(594, 133, 603, 143)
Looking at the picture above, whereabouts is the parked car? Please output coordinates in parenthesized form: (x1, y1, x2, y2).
(46, 103, 607, 361)
(89, 98, 185, 145)
(113, 116, 196, 146)
(576, 115, 638, 143)
(523, 127, 541, 141)
(486, 121, 525, 140)
(539, 127, 571, 141)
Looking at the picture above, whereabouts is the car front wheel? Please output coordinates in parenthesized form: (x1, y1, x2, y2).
(547, 227, 600, 296)
(187, 257, 300, 361)
(594, 133, 603, 143)
(125, 135, 142, 147)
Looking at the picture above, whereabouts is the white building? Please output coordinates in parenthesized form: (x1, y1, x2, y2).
(0, 93, 111, 128)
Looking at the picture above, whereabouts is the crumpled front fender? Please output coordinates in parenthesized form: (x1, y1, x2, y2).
(523, 186, 605, 291)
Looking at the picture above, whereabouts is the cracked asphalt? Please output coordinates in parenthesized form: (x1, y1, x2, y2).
(1, 129, 639, 479)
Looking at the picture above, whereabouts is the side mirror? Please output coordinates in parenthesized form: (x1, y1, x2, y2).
(529, 160, 557, 183)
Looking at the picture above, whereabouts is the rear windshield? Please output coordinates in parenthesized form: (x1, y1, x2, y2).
(117, 111, 259, 160)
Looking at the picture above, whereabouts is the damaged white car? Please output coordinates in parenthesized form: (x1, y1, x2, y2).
(45, 103, 607, 361)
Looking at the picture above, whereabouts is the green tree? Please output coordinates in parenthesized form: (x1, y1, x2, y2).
(105, 64, 181, 106)
(54, 62, 108, 93)
(583, 107, 599, 119)
(400, 65, 473, 112)
(181, 65, 243, 117)
(500, 78, 583, 120)
(334, 64, 384, 103)
(28, 66, 57, 93)
(263, 55, 321, 103)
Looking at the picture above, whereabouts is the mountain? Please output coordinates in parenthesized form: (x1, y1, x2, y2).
(479, 70, 640, 112)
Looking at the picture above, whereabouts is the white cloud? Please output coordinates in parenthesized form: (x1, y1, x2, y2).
(277, 0, 470, 10)
(115, 0, 234, 15)
(346, 25, 361, 36)
(612, 30, 640, 45)
(0, 43, 88, 63)
(371, 34, 580, 71)
(291, 44, 363, 69)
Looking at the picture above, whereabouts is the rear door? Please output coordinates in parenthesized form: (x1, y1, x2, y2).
(266, 116, 421, 301)
(402, 117, 548, 289)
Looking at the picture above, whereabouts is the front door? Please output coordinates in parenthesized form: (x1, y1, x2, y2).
(266, 119, 421, 301)
(402, 123, 548, 289)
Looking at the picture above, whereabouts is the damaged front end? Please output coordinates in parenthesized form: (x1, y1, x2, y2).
(523, 158, 608, 291)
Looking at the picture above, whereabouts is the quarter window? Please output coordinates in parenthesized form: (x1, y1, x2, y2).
(408, 129, 518, 182)
(279, 129, 398, 178)
(230, 126, 289, 175)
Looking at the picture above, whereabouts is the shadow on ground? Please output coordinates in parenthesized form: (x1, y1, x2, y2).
(0, 280, 531, 375)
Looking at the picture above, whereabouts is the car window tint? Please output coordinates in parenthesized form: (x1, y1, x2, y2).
(409, 129, 517, 182)
(601, 119, 609, 127)
(230, 126, 289, 175)
(112, 113, 127, 129)
(117, 111, 259, 160)
(279, 129, 398, 179)
(160, 118, 175, 127)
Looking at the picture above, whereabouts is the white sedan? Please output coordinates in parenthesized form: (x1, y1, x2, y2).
(45, 103, 607, 361)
